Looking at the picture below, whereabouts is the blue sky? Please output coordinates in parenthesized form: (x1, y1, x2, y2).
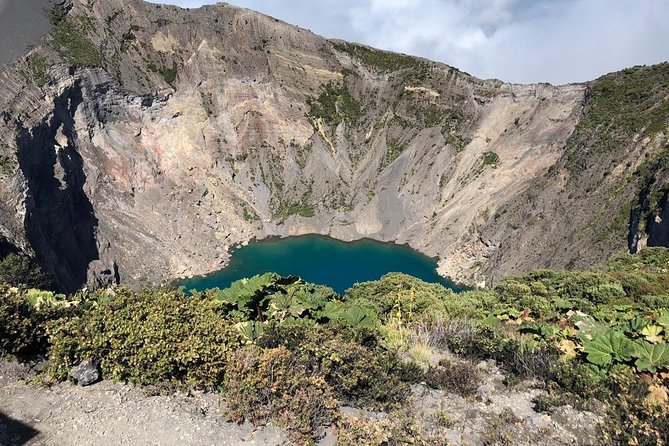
(146, 0, 669, 85)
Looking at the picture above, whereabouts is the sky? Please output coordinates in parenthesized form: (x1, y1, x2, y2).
(147, 0, 669, 85)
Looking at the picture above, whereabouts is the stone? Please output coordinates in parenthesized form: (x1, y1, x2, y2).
(86, 260, 119, 290)
(69, 359, 100, 387)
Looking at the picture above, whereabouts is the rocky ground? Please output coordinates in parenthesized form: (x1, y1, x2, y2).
(408, 360, 603, 445)
(0, 361, 287, 446)
(0, 358, 602, 446)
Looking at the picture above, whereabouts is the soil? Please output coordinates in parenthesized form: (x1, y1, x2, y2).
(0, 360, 288, 446)
(0, 358, 604, 446)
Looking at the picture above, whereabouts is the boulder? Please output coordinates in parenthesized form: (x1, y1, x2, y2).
(86, 260, 120, 290)
(69, 359, 100, 387)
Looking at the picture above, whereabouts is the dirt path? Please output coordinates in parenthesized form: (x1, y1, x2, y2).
(0, 361, 287, 446)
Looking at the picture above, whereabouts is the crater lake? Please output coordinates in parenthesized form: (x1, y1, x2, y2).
(179, 235, 463, 294)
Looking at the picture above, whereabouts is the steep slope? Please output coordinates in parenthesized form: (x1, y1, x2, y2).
(478, 65, 669, 283)
(0, 0, 666, 291)
(0, 0, 55, 67)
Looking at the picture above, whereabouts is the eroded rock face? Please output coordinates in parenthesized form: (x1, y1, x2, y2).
(0, 0, 666, 290)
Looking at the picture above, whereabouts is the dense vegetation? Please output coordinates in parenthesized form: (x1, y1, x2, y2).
(48, 5, 103, 68)
(1, 249, 668, 444)
(332, 42, 424, 73)
(566, 63, 669, 175)
(307, 82, 362, 126)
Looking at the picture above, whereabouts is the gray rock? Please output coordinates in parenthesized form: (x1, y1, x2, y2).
(86, 260, 120, 290)
(69, 359, 100, 387)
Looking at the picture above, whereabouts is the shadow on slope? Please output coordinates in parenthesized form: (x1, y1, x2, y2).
(0, 412, 39, 446)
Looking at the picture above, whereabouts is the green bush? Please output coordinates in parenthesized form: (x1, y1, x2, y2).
(332, 42, 422, 73)
(259, 323, 414, 409)
(608, 248, 669, 273)
(0, 287, 39, 356)
(307, 82, 361, 125)
(47, 289, 240, 389)
(482, 151, 500, 167)
(345, 273, 471, 321)
(0, 285, 71, 357)
(0, 254, 52, 289)
(550, 361, 606, 400)
(49, 8, 103, 67)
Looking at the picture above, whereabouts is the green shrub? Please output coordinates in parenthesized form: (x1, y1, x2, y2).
(149, 61, 178, 87)
(608, 248, 669, 273)
(584, 282, 627, 304)
(307, 82, 361, 125)
(273, 202, 316, 219)
(332, 42, 422, 73)
(51, 18, 103, 67)
(551, 361, 606, 399)
(47, 289, 240, 389)
(24, 54, 49, 87)
(482, 151, 500, 167)
(259, 323, 413, 409)
(0, 254, 52, 289)
(0, 287, 39, 356)
(345, 273, 464, 322)
(0, 285, 71, 357)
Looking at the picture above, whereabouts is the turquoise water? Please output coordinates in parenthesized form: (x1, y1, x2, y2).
(179, 235, 463, 294)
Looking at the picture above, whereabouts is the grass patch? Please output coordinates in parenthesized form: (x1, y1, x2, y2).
(50, 18, 103, 67)
(22, 54, 49, 87)
(274, 203, 316, 219)
(0, 154, 14, 174)
(482, 151, 500, 167)
(148, 62, 178, 87)
(308, 82, 361, 125)
(333, 42, 422, 72)
(380, 137, 407, 170)
(242, 206, 259, 222)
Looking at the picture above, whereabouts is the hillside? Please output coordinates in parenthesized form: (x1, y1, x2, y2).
(0, 0, 666, 291)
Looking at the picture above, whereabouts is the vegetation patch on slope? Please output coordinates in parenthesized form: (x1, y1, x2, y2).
(47, 5, 103, 68)
(332, 42, 423, 73)
(307, 82, 361, 126)
(566, 63, 669, 175)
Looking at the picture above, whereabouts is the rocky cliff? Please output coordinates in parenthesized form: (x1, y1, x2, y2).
(0, 0, 666, 292)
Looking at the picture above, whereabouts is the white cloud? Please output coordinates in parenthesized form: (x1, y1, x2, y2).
(146, 0, 669, 84)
